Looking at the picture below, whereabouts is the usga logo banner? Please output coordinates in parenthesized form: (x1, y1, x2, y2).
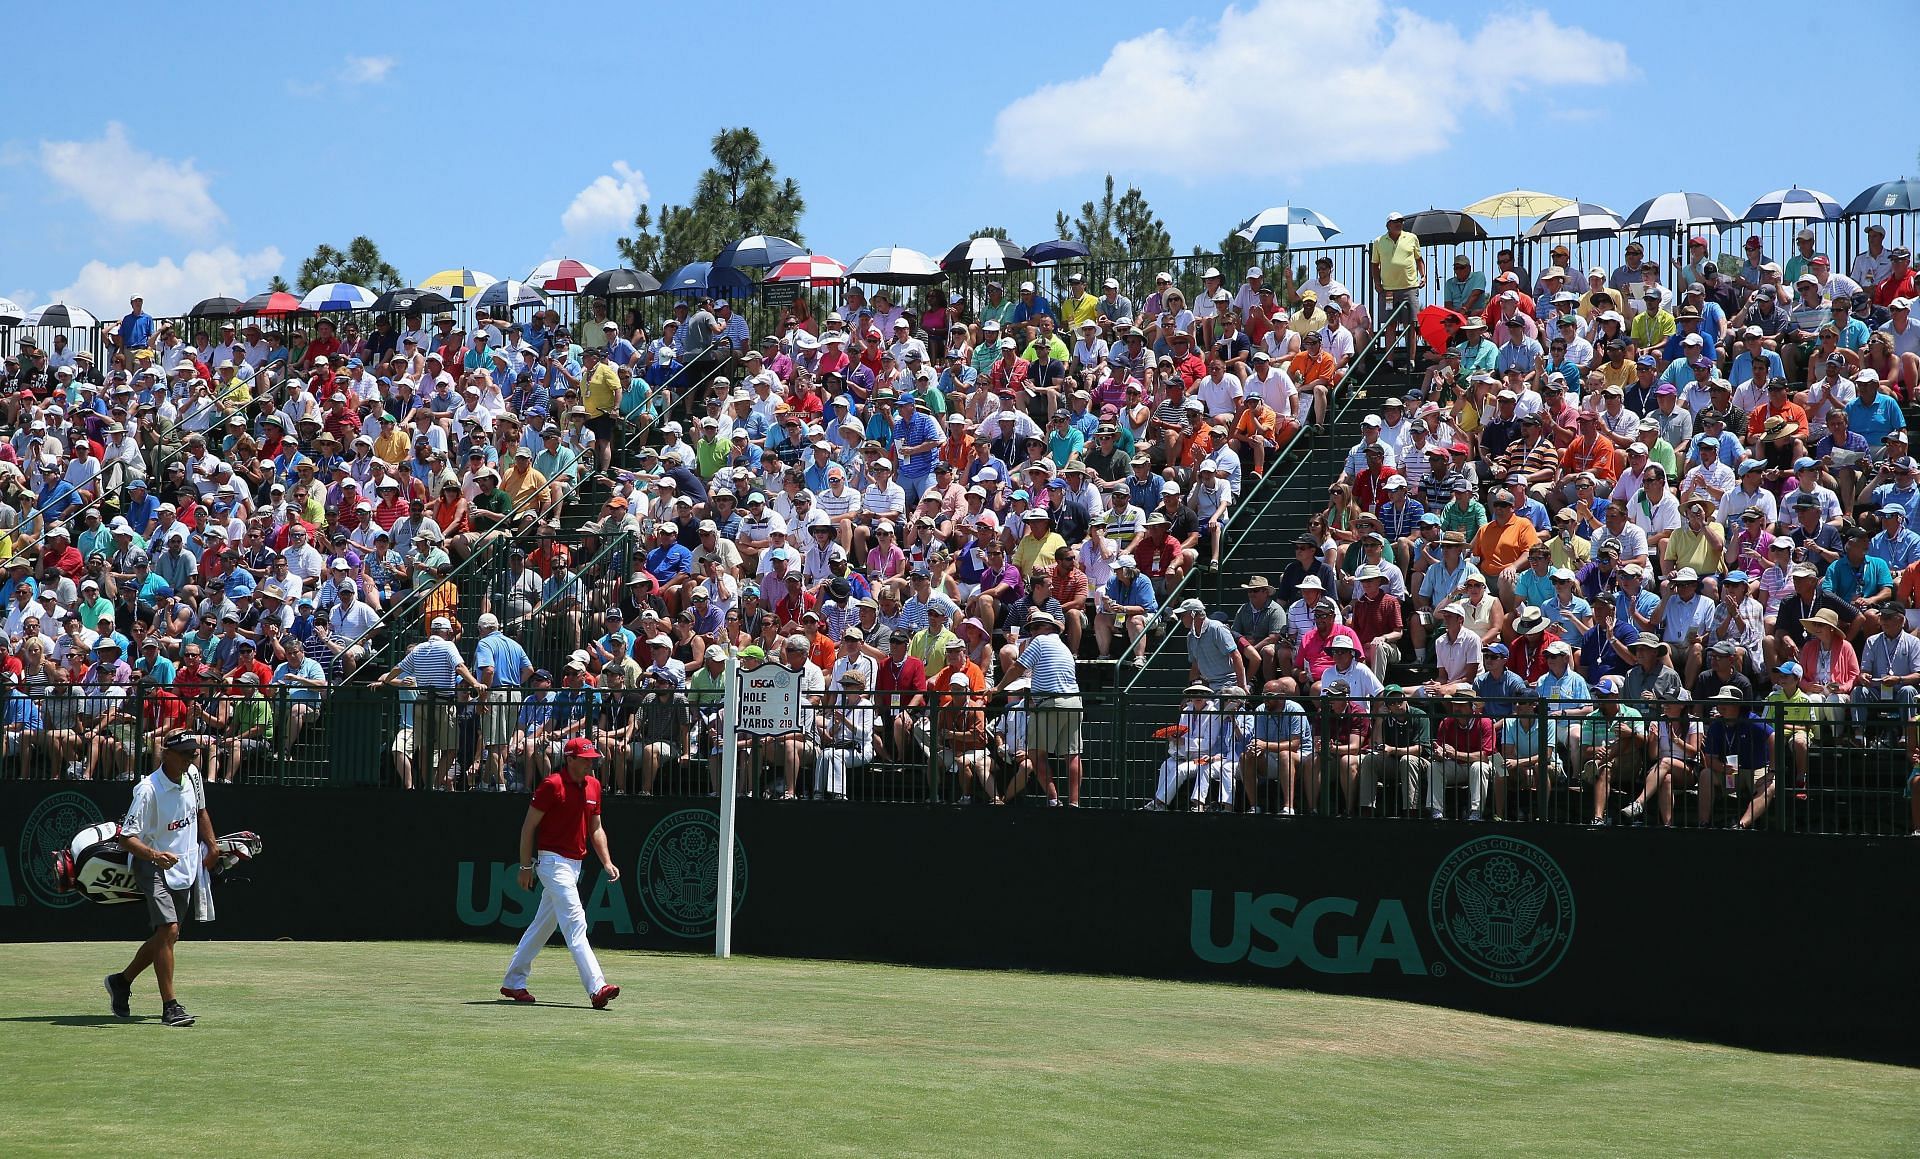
(1190, 835, 1575, 987)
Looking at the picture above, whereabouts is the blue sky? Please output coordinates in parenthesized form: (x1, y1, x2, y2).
(4, 0, 1915, 314)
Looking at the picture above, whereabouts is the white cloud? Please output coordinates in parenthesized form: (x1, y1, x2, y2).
(561, 161, 649, 238)
(44, 247, 285, 316)
(990, 1, 1629, 180)
(343, 55, 396, 84)
(39, 122, 225, 236)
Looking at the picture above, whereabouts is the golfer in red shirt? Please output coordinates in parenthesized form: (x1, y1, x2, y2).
(500, 737, 621, 1008)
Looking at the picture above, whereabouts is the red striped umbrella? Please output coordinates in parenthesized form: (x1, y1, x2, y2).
(526, 257, 603, 293)
(766, 255, 848, 287)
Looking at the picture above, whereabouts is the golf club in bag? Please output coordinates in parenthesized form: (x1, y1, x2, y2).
(49, 822, 266, 906)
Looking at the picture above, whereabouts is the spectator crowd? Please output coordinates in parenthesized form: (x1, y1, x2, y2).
(2, 212, 1916, 836)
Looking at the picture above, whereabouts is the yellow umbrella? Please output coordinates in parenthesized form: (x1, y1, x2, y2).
(418, 268, 498, 301)
(1463, 190, 1572, 239)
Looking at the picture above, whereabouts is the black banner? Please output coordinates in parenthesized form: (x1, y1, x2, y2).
(3, 783, 1913, 1064)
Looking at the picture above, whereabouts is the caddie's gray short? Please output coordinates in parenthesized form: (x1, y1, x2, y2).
(137, 859, 198, 929)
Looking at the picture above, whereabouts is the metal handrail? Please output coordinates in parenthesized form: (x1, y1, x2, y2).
(1119, 299, 1414, 690)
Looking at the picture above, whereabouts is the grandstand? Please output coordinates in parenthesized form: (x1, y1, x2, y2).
(2, 184, 1919, 838)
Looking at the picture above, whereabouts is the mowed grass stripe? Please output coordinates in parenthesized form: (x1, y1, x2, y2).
(0, 942, 1910, 1157)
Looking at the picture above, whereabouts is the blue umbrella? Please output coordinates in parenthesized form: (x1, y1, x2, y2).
(662, 261, 753, 298)
(1843, 178, 1920, 218)
(1022, 239, 1091, 264)
(1235, 205, 1340, 248)
(713, 234, 806, 270)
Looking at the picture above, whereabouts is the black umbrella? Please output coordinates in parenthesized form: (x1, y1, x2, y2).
(582, 268, 663, 298)
(187, 296, 247, 319)
(1400, 210, 1488, 246)
(370, 287, 456, 314)
(940, 236, 1030, 273)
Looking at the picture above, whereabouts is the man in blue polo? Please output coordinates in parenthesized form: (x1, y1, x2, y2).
(119, 295, 155, 356)
(474, 611, 532, 792)
(1846, 371, 1905, 447)
(890, 395, 944, 507)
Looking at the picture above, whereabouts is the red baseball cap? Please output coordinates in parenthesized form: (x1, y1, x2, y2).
(563, 737, 601, 760)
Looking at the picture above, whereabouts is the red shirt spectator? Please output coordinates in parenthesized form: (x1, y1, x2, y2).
(876, 650, 927, 716)
(1506, 630, 1560, 684)
(1349, 589, 1404, 652)
(1298, 623, 1361, 683)
(1437, 713, 1496, 758)
(1353, 465, 1401, 513)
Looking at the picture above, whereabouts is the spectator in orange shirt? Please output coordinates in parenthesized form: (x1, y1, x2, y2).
(1557, 412, 1621, 508)
(1474, 492, 1540, 605)
(1287, 332, 1339, 428)
(1231, 391, 1292, 475)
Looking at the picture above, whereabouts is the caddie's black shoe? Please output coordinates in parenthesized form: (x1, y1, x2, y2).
(161, 1001, 195, 1027)
(104, 973, 131, 1019)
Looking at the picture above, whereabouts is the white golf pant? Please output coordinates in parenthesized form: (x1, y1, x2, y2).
(502, 852, 606, 997)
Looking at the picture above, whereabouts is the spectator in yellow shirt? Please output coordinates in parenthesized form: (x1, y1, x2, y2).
(580, 347, 621, 472)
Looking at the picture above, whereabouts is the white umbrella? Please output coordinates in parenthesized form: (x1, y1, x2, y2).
(846, 246, 944, 286)
(0, 297, 22, 326)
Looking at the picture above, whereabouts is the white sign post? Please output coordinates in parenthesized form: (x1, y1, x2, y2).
(716, 661, 802, 959)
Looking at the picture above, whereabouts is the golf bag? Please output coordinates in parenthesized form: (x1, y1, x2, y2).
(49, 823, 266, 906)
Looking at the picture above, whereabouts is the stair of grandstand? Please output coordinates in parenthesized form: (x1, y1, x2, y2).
(1092, 312, 1417, 801)
(347, 346, 732, 676)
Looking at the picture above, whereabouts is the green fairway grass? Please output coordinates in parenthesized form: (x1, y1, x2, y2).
(0, 942, 1911, 1156)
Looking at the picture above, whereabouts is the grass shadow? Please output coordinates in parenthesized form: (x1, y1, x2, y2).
(0, 1014, 152, 1026)
(459, 1000, 599, 1010)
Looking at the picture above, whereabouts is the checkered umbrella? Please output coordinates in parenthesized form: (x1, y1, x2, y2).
(526, 258, 603, 293)
(1741, 187, 1841, 224)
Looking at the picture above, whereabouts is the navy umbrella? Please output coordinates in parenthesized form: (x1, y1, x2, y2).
(1843, 178, 1920, 218)
(582, 268, 663, 297)
(713, 234, 806, 270)
(662, 261, 754, 298)
(1023, 239, 1091, 264)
